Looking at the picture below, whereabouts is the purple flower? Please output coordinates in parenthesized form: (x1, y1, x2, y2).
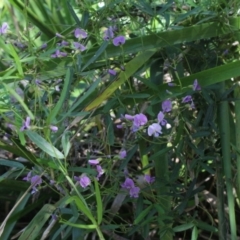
(144, 174, 155, 184)
(96, 165, 104, 179)
(133, 113, 148, 127)
(119, 149, 127, 159)
(121, 177, 135, 189)
(182, 95, 192, 103)
(20, 117, 31, 131)
(148, 123, 162, 137)
(157, 111, 167, 126)
(23, 171, 32, 181)
(88, 159, 99, 165)
(74, 175, 91, 188)
(0, 22, 8, 35)
(103, 26, 114, 40)
(193, 79, 201, 91)
(108, 69, 117, 75)
(73, 42, 86, 51)
(74, 28, 88, 39)
(31, 175, 42, 187)
(56, 33, 64, 38)
(59, 40, 69, 46)
(129, 186, 140, 198)
(41, 43, 47, 49)
(51, 50, 67, 58)
(168, 82, 176, 87)
(116, 124, 123, 129)
(113, 36, 125, 46)
(162, 100, 172, 112)
(50, 125, 58, 132)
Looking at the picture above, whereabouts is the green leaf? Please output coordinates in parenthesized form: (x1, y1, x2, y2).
(85, 50, 155, 111)
(8, 44, 23, 77)
(191, 226, 198, 240)
(173, 223, 194, 232)
(0, 159, 24, 169)
(18, 204, 56, 240)
(61, 131, 71, 157)
(134, 205, 152, 225)
(94, 179, 103, 225)
(25, 131, 64, 159)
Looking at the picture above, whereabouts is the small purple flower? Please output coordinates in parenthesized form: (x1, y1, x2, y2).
(148, 123, 162, 137)
(56, 33, 64, 38)
(59, 40, 69, 46)
(108, 69, 117, 75)
(113, 36, 125, 46)
(41, 43, 47, 49)
(23, 171, 32, 181)
(96, 165, 104, 179)
(144, 175, 155, 184)
(74, 28, 88, 39)
(157, 111, 167, 126)
(119, 149, 127, 159)
(74, 175, 91, 188)
(182, 95, 192, 103)
(0, 22, 8, 35)
(121, 177, 135, 189)
(50, 125, 58, 132)
(168, 82, 176, 87)
(162, 100, 172, 112)
(191, 101, 195, 109)
(116, 124, 123, 129)
(31, 175, 42, 187)
(35, 79, 41, 85)
(51, 50, 67, 58)
(20, 117, 31, 131)
(73, 42, 86, 51)
(133, 113, 148, 127)
(129, 186, 140, 198)
(193, 79, 201, 91)
(103, 26, 114, 40)
(88, 159, 99, 165)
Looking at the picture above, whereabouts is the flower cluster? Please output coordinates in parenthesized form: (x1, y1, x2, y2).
(121, 177, 140, 198)
(23, 171, 42, 194)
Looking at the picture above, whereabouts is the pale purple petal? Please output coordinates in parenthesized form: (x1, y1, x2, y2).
(193, 79, 201, 91)
(125, 114, 135, 121)
(119, 149, 127, 159)
(20, 117, 31, 131)
(129, 186, 140, 198)
(88, 159, 99, 165)
(31, 175, 42, 186)
(162, 100, 172, 112)
(103, 26, 114, 40)
(73, 42, 86, 51)
(148, 123, 162, 137)
(144, 175, 155, 184)
(23, 171, 32, 181)
(121, 177, 135, 189)
(41, 43, 47, 49)
(96, 165, 104, 179)
(0, 22, 8, 34)
(50, 125, 58, 132)
(56, 33, 64, 38)
(133, 113, 148, 127)
(182, 95, 192, 103)
(113, 36, 125, 46)
(108, 69, 117, 75)
(75, 175, 91, 188)
(74, 28, 88, 39)
(157, 111, 164, 123)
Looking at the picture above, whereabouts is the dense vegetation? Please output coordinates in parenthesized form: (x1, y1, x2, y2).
(1, 0, 240, 239)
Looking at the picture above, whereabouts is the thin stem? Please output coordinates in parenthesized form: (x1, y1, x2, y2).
(218, 81, 236, 240)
